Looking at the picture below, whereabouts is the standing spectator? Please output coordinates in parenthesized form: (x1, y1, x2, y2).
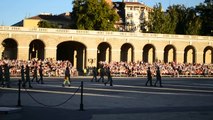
(145, 67, 153, 86)
(91, 67, 97, 82)
(22, 65, 32, 88)
(154, 66, 163, 87)
(203, 66, 208, 77)
(104, 67, 113, 86)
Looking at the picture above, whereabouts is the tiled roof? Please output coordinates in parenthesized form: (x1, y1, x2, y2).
(124, 2, 142, 5)
(27, 13, 71, 22)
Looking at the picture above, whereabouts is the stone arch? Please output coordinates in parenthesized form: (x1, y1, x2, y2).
(164, 45, 176, 63)
(120, 43, 134, 62)
(184, 45, 196, 63)
(203, 46, 213, 64)
(97, 42, 111, 65)
(1, 38, 18, 60)
(143, 44, 156, 63)
(29, 39, 45, 60)
(57, 41, 87, 72)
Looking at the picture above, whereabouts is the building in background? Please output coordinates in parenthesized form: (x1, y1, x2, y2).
(12, 0, 152, 32)
(12, 12, 72, 29)
(113, 0, 152, 32)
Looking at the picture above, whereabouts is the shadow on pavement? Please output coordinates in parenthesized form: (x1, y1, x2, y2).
(1, 105, 213, 120)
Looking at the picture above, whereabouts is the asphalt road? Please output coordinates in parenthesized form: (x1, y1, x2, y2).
(0, 77, 213, 120)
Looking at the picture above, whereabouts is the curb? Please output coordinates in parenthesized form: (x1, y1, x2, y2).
(0, 107, 22, 114)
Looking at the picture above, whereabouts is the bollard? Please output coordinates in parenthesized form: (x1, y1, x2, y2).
(80, 81, 84, 111)
(17, 79, 22, 107)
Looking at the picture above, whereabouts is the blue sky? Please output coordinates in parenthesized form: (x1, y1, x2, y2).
(0, 0, 204, 26)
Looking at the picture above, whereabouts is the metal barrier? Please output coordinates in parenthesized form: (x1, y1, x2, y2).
(17, 80, 84, 110)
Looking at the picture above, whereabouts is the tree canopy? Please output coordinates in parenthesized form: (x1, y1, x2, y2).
(147, 0, 212, 36)
(147, 4, 201, 35)
(71, 0, 119, 31)
(196, 2, 213, 35)
(38, 21, 59, 28)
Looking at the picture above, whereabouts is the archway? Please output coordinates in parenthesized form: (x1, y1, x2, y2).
(203, 46, 213, 64)
(143, 44, 156, 63)
(120, 43, 134, 62)
(29, 39, 45, 60)
(1, 38, 18, 60)
(57, 41, 86, 72)
(184, 45, 196, 63)
(97, 42, 111, 66)
(164, 45, 176, 63)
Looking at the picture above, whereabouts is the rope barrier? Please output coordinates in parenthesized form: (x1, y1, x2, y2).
(24, 86, 81, 108)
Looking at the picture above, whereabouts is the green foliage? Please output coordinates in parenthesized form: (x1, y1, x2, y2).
(148, 3, 167, 33)
(167, 5, 202, 35)
(184, 8, 202, 35)
(71, 0, 119, 31)
(196, 2, 213, 36)
(147, 1, 212, 36)
(38, 21, 58, 28)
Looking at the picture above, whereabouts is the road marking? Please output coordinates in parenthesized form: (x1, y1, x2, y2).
(29, 84, 213, 96)
(41, 83, 213, 95)
(0, 87, 127, 98)
(1, 82, 213, 98)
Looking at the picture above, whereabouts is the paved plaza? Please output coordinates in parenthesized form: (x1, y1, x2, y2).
(0, 77, 213, 120)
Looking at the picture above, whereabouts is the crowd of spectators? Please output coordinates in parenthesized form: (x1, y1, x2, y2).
(0, 58, 213, 77)
(0, 58, 78, 77)
(98, 61, 213, 77)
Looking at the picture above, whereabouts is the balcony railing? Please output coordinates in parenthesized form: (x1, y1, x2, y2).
(0, 26, 213, 41)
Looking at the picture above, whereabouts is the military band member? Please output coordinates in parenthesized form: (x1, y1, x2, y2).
(145, 67, 153, 86)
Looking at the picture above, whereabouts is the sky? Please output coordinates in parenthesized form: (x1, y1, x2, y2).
(0, 0, 204, 26)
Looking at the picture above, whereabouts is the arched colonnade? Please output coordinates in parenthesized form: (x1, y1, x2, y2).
(0, 38, 213, 72)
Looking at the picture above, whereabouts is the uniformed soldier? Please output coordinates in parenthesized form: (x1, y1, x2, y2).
(0, 65, 4, 86)
(62, 67, 71, 87)
(104, 67, 113, 86)
(66, 66, 71, 82)
(145, 67, 153, 86)
(38, 65, 44, 84)
(31, 66, 38, 83)
(21, 65, 25, 83)
(98, 66, 105, 82)
(91, 67, 97, 82)
(3, 63, 11, 88)
(22, 64, 32, 88)
(154, 66, 163, 87)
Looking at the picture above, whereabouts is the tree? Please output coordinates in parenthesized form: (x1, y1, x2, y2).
(167, 5, 202, 35)
(166, 6, 179, 34)
(205, 0, 213, 5)
(38, 21, 58, 28)
(196, 2, 213, 36)
(148, 3, 171, 33)
(71, 0, 119, 31)
(184, 7, 202, 35)
(148, 4, 202, 35)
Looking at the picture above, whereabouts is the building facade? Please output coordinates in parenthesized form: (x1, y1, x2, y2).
(114, 0, 152, 32)
(13, 12, 72, 29)
(0, 26, 213, 72)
